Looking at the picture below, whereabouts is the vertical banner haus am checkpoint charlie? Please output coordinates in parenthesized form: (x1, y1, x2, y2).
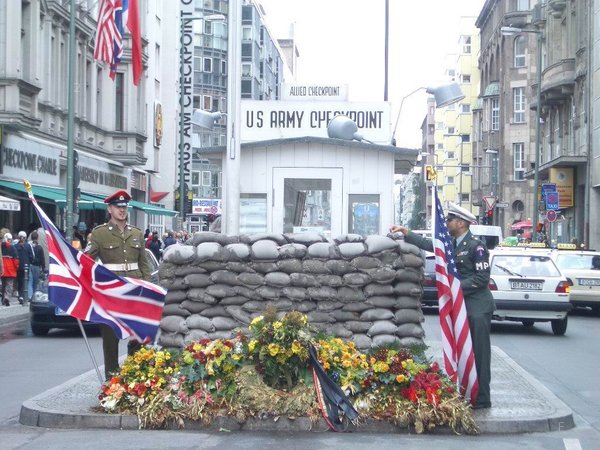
(241, 101, 391, 144)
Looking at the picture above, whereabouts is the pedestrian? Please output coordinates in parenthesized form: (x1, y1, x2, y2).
(26, 230, 46, 302)
(390, 202, 495, 410)
(1, 233, 19, 306)
(14, 231, 30, 305)
(148, 232, 162, 261)
(163, 230, 177, 249)
(84, 189, 152, 379)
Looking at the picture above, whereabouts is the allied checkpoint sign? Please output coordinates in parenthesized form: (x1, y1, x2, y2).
(241, 100, 391, 145)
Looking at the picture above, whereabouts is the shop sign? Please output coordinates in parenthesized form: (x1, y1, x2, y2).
(192, 198, 222, 215)
(1, 134, 60, 185)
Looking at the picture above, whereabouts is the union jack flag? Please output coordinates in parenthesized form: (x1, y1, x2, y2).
(432, 189, 479, 403)
(27, 185, 165, 342)
(94, 0, 142, 86)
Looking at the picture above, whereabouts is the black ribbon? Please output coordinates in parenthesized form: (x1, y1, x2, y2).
(309, 344, 359, 431)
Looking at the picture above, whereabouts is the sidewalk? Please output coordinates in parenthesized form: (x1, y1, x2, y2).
(0, 300, 30, 329)
(18, 341, 575, 434)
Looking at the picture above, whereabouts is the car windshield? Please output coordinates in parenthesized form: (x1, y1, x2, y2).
(491, 255, 561, 277)
(555, 253, 600, 270)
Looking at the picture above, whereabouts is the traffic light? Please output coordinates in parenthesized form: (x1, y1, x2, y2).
(425, 165, 437, 182)
(486, 209, 493, 225)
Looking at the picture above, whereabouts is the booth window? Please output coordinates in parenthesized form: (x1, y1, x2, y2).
(240, 194, 267, 234)
(283, 179, 331, 234)
(348, 194, 380, 236)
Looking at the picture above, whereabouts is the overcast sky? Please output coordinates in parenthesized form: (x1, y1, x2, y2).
(257, 0, 485, 147)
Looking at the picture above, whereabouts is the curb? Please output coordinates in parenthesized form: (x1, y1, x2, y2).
(19, 345, 575, 434)
(0, 307, 29, 330)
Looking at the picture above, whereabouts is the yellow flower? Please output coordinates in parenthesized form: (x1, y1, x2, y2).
(248, 340, 257, 352)
(183, 353, 194, 365)
(291, 341, 303, 354)
(250, 316, 264, 326)
(396, 374, 407, 383)
(268, 343, 280, 356)
(273, 321, 283, 330)
(372, 361, 390, 373)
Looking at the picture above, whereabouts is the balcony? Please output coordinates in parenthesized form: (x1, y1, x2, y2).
(548, 0, 567, 18)
(541, 58, 575, 102)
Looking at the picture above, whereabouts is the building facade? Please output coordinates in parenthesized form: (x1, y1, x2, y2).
(475, 0, 589, 244)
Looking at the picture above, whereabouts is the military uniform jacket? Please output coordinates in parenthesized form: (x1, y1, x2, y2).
(85, 221, 151, 281)
(404, 230, 495, 315)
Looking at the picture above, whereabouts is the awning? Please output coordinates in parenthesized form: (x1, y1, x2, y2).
(511, 219, 533, 230)
(0, 194, 20, 211)
(0, 180, 105, 210)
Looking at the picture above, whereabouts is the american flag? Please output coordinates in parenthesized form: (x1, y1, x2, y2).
(94, 0, 142, 86)
(432, 189, 479, 403)
(27, 184, 165, 342)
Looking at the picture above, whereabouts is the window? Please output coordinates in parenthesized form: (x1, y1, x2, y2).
(514, 87, 525, 123)
(447, 127, 455, 135)
(460, 193, 470, 202)
(516, 0, 530, 11)
(202, 171, 211, 186)
(436, 122, 444, 130)
(203, 95, 211, 110)
(461, 134, 470, 143)
(242, 25, 252, 41)
(461, 104, 471, 114)
(240, 194, 267, 234)
(446, 176, 455, 184)
(242, 62, 252, 77)
(514, 36, 526, 67)
(115, 73, 124, 131)
(447, 151, 455, 159)
(348, 194, 380, 236)
(491, 98, 500, 131)
(513, 143, 525, 180)
(203, 57, 212, 73)
(461, 35, 471, 54)
(460, 74, 471, 84)
(437, 143, 444, 150)
(221, 60, 227, 75)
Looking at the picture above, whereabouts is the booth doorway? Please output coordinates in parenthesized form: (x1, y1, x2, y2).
(272, 168, 343, 238)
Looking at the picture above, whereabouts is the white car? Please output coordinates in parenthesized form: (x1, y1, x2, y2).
(550, 249, 600, 313)
(489, 249, 572, 335)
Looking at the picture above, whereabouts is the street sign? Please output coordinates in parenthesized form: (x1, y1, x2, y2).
(541, 183, 557, 194)
(496, 202, 509, 208)
(483, 196, 497, 211)
(546, 210, 557, 222)
(544, 191, 559, 210)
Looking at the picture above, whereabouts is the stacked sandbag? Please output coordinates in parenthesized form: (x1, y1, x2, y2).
(158, 232, 426, 350)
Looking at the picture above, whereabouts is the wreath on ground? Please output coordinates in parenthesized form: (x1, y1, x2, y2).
(98, 307, 478, 434)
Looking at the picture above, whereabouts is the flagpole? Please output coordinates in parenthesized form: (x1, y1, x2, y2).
(65, 0, 76, 243)
(77, 319, 104, 384)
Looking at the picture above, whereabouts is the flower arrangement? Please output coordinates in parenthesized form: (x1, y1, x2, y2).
(246, 307, 312, 390)
(97, 311, 478, 434)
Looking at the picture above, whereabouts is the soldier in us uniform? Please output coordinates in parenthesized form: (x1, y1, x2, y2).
(84, 189, 152, 379)
(391, 203, 495, 410)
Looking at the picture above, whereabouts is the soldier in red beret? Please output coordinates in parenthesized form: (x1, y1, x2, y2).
(84, 189, 152, 379)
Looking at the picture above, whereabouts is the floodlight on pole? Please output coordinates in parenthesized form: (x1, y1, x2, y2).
(327, 115, 374, 144)
(192, 110, 225, 130)
(390, 82, 465, 146)
(501, 25, 544, 241)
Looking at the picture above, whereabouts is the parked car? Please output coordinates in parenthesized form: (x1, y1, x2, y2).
(30, 249, 159, 336)
(421, 252, 438, 307)
(489, 249, 572, 335)
(550, 249, 600, 313)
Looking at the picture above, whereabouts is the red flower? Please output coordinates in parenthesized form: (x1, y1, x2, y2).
(401, 387, 418, 403)
(199, 338, 211, 345)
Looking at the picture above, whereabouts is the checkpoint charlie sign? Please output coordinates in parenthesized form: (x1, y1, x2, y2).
(241, 100, 391, 144)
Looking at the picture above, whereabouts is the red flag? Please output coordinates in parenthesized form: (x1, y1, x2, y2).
(125, 0, 142, 86)
(432, 190, 479, 403)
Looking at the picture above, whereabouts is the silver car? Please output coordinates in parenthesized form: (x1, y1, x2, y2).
(489, 250, 572, 335)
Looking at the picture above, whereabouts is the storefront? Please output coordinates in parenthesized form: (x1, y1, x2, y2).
(0, 131, 177, 233)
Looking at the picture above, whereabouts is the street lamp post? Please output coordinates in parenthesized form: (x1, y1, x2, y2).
(501, 26, 544, 241)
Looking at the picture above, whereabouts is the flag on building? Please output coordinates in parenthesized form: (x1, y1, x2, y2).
(432, 189, 479, 403)
(94, 0, 142, 86)
(26, 181, 165, 342)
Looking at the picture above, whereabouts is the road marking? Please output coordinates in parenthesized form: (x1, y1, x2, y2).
(563, 438, 582, 450)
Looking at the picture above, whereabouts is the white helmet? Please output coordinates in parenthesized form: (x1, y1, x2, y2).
(4, 233, 13, 242)
(18, 231, 27, 239)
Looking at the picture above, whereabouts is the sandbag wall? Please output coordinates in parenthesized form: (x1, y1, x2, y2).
(157, 232, 426, 350)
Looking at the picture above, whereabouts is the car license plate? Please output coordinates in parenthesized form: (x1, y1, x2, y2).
(55, 306, 69, 316)
(578, 278, 600, 286)
(510, 281, 543, 290)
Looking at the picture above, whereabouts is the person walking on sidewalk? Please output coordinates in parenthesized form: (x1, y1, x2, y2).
(84, 189, 152, 379)
(390, 202, 495, 410)
(14, 231, 30, 305)
(26, 231, 46, 303)
(1, 233, 19, 306)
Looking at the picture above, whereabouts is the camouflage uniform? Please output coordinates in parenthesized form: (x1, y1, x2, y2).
(404, 229, 494, 408)
(85, 221, 151, 378)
